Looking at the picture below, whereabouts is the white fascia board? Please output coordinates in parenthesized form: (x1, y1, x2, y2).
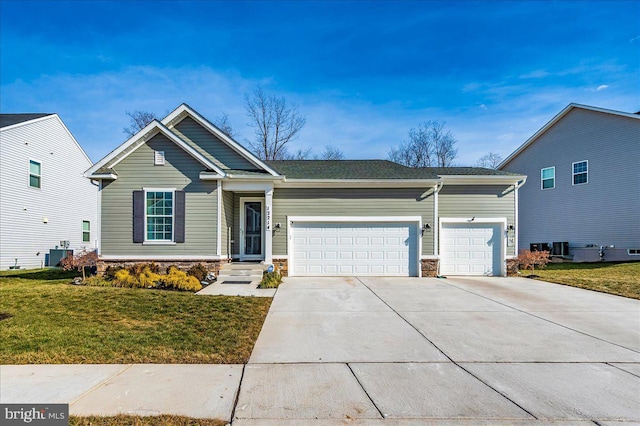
(89, 173, 118, 180)
(226, 173, 283, 180)
(498, 103, 640, 169)
(161, 103, 282, 177)
(0, 114, 55, 132)
(222, 180, 274, 192)
(276, 179, 439, 188)
(438, 175, 526, 185)
(85, 119, 161, 176)
(85, 119, 226, 178)
(288, 216, 422, 223)
(199, 172, 224, 180)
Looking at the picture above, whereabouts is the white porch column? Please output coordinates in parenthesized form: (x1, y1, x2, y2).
(264, 188, 273, 264)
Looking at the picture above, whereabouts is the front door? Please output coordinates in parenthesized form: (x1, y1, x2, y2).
(240, 199, 264, 260)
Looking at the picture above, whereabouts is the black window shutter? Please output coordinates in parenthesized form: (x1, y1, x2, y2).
(133, 190, 144, 243)
(175, 190, 186, 243)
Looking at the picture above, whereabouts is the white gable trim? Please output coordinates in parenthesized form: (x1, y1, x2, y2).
(85, 119, 225, 178)
(499, 103, 640, 169)
(162, 103, 281, 177)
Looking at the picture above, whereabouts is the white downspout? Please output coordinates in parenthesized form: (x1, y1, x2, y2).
(433, 181, 444, 257)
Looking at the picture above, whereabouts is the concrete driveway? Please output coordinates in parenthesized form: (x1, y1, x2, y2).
(236, 276, 640, 424)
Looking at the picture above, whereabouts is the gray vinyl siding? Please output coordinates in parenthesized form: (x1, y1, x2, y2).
(272, 187, 435, 256)
(501, 108, 640, 251)
(438, 185, 516, 256)
(221, 190, 234, 257)
(171, 117, 257, 170)
(101, 134, 218, 257)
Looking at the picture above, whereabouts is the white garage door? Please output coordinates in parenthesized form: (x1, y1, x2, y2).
(291, 222, 418, 276)
(440, 222, 503, 276)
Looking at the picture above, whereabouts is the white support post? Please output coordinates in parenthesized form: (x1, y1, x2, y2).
(264, 188, 273, 264)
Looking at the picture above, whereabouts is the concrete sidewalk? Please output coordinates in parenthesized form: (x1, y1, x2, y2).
(1, 364, 243, 420)
(2, 276, 639, 425)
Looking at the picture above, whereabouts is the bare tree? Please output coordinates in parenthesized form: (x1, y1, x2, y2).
(213, 112, 236, 139)
(318, 145, 344, 160)
(284, 148, 313, 160)
(123, 110, 157, 137)
(245, 87, 306, 160)
(389, 120, 458, 167)
(475, 152, 503, 169)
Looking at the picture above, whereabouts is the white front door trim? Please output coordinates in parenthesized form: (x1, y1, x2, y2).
(287, 216, 422, 277)
(240, 197, 265, 261)
(439, 217, 507, 276)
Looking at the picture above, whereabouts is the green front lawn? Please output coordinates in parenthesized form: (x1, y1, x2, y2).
(525, 261, 640, 300)
(0, 269, 271, 364)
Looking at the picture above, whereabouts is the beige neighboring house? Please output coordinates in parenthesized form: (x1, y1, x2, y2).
(500, 103, 640, 262)
(86, 104, 525, 277)
(0, 113, 98, 269)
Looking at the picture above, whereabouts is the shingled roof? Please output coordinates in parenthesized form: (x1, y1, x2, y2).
(0, 113, 53, 128)
(266, 160, 518, 180)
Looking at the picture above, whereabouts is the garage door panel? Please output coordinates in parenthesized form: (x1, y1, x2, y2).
(291, 222, 418, 276)
(441, 222, 502, 276)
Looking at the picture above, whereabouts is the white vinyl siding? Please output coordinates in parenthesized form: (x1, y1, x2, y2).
(0, 115, 98, 269)
(541, 167, 555, 190)
(572, 160, 588, 185)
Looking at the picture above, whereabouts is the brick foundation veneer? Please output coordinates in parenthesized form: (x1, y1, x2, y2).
(97, 259, 229, 276)
(506, 258, 519, 277)
(272, 258, 288, 277)
(421, 259, 439, 277)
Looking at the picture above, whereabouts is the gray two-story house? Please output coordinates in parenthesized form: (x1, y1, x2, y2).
(500, 103, 640, 262)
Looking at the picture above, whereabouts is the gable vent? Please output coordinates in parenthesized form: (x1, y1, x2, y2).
(154, 150, 165, 165)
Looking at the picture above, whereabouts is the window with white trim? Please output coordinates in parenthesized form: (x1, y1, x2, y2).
(572, 160, 588, 185)
(29, 160, 41, 188)
(628, 249, 640, 255)
(541, 167, 555, 190)
(82, 221, 91, 242)
(146, 191, 174, 241)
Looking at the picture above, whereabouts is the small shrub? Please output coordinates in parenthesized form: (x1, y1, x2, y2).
(104, 265, 124, 280)
(163, 267, 202, 291)
(129, 262, 160, 276)
(113, 269, 138, 288)
(137, 267, 162, 288)
(61, 250, 99, 280)
(187, 263, 208, 282)
(259, 271, 282, 289)
(517, 249, 551, 274)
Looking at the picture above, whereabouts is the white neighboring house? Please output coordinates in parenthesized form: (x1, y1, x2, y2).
(0, 113, 98, 269)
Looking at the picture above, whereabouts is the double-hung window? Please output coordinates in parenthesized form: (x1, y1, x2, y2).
(572, 160, 588, 185)
(541, 167, 555, 190)
(82, 221, 91, 242)
(29, 160, 41, 188)
(146, 190, 174, 241)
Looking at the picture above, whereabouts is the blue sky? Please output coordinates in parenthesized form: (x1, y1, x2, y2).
(1, 0, 638, 165)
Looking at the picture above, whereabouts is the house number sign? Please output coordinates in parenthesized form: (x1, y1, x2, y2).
(266, 205, 271, 231)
